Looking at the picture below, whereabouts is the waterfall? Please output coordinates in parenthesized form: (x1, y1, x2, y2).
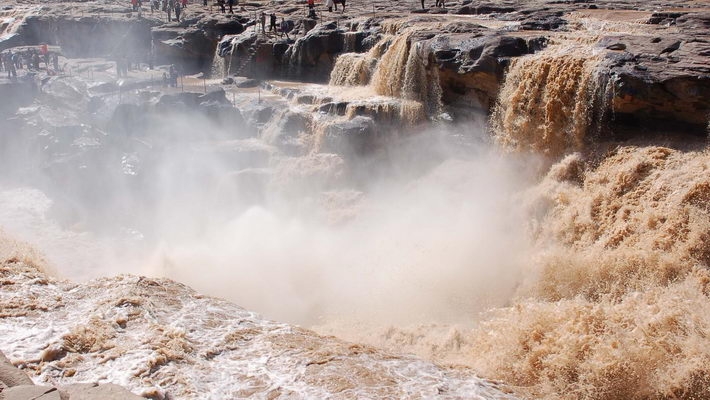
(329, 29, 442, 124)
(329, 38, 390, 86)
(370, 33, 412, 98)
(343, 31, 357, 52)
(209, 45, 226, 79)
(491, 46, 603, 157)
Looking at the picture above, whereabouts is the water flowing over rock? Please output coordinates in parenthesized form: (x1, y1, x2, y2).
(492, 46, 603, 157)
(0, 261, 518, 399)
(2, 1, 710, 399)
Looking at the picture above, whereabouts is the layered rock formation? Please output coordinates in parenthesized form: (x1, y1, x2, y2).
(2, 0, 708, 134)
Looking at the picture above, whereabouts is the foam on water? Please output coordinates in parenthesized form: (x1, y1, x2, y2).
(0, 261, 518, 399)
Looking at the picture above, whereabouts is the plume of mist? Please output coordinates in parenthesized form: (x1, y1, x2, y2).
(0, 100, 534, 326)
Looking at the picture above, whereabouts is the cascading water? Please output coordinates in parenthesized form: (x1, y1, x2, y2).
(491, 45, 603, 157)
(329, 37, 390, 86)
(0, 6, 38, 41)
(329, 28, 441, 124)
(343, 31, 358, 52)
(209, 45, 226, 78)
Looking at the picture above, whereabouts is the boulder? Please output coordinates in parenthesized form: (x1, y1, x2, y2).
(60, 383, 144, 400)
(2, 385, 61, 400)
(321, 116, 376, 155)
(0, 351, 33, 388)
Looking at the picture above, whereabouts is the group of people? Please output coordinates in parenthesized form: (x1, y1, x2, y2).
(162, 64, 179, 87)
(323, 0, 346, 13)
(215, 0, 237, 13)
(1, 45, 60, 79)
(137, 0, 187, 21)
(420, 0, 445, 9)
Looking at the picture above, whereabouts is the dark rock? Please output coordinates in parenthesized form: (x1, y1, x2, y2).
(236, 78, 259, 88)
(428, 33, 544, 113)
(199, 87, 229, 104)
(321, 116, 376, 155)
(660, 41, 681, 54)
(282, 23, 346, 81)
(597, 32, 710, 131)
(455, 4, 516, 15)
(318, 102, 348, 116)
(648, 11, 684, 25)
(606, 43, 626, 51)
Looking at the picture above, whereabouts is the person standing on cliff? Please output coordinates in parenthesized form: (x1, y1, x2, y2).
(280, 18, 291, 40)
(5, 52, 17, 78)
(260, 12, 266, 33)
(270, 13, 277, 32)
(40, 44, 49, 69)
(167, 0, 174, 21)
(175, 0, 182, 22)
(227, 0, 234, 13)
(169, 64, 178, 87)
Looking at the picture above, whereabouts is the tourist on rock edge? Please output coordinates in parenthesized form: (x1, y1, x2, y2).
(167, 0, 173, 21)
(325, 0, 333, 12)
(307, 0, 317, 18)
(5, 52, 17, 78)
(169, 64, 178, 87)
(270, 13, 277, 32)
(227, 0, 234, 13)
(260, 12, 266, 33)
(175, 0, 182, 21)
(280, 18, 291, 40)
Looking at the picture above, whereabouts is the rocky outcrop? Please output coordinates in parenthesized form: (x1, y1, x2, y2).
(598, 11, 710, 134)
(0, 351, 33, 388)
(12, 14, 156, 58)
(152, 15, 246, 72)
(428, 30, 547, 112)
(0, 351, 143, 399)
